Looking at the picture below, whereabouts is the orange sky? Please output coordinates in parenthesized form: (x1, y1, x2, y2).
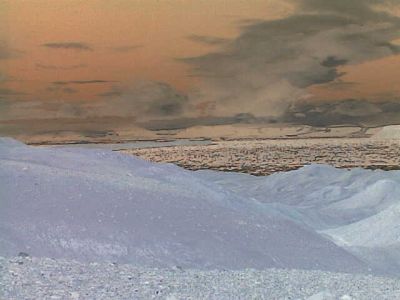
(1, 0, 293, 101)
(1, 0, 400, 109)
(310, 54, 400, 102)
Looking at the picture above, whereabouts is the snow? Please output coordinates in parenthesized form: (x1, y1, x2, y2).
(0, 139, 400, 275)
(3, 137, 400, 296)
(2, 256, 400, 300)
(0, 138, 366, 273)
(373, 125, 400, 139)
(197, 165, 400, 274)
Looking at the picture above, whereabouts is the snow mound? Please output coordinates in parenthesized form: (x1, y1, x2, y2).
(373, 125, 400, 139)
(0, 138, 367, 273)
(196, 165, 400, 274)
(4, 138, 400, 274)
(323, 202, 400, 274)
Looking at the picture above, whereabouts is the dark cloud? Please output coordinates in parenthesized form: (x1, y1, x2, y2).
(183, 0, 400, 119)
(321, 56, 348, 68)
(2, 80, 188, 122)
(0, 88, 25, 96)
(0, 99, 87, 121)
(138, 113, 262, 131)
(321, 80, 359, 90)
(52, 80, 115, 85)
(36, 63, 87, 70)
(111, 45, 143, 53)
(97, 86, 123, 97)
(0, 43, 23, 59)
(41, 42, 93, 51)
(5, 0, 400, 130)
(62, 87, 78, 94)
(187, 35, 228, 45)
(95, 81, 189, 119)
(283, 99, 400, 127)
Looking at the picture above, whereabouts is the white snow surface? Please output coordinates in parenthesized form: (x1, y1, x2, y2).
(373, 125, 400, 139)
(3, 256, 400, 300)
(1, 137, 400, 276)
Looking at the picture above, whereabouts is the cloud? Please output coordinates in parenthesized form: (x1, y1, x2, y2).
(36, 63, 87, 70)
(319, 80, 359, 91)
(41, 42, 93, 51)
(94, 81, 189, 120)
(52, 80, 115, 85)
(0, 99, 86, 121)
(183, 0, 400, 119)
(111, 45, 143, 53)
(0, 88, 25, 96)
(0, 42, 23, 59)
(187, 35, 228, 46)
(62, 87, 78, 94)
(97, 86, 123, 97)
(283, 99, 400, 127)
(137, 113, 269, 130)
(1, 80, 189, 123)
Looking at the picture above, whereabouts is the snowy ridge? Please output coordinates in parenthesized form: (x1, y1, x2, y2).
(2, 138, 400, 276)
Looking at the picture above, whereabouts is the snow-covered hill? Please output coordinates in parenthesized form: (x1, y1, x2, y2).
(2, 137, 400, 276)
(0, 137, 366, 273)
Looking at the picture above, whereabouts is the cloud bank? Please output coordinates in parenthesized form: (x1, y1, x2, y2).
(111, 45, 143, 53)
(52, 80, 115, 85)
(283, 99, 400, 127)
(92, 81, 189, 120)
(36, 63, 87, 70)
(42, 42, 93, 51)
(184, 0, 400, 118)
(0, 81, 188, 122)
(3, 0, 400, 131)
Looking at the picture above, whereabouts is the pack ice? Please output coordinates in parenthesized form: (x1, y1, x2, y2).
(0, 137, 398, 275)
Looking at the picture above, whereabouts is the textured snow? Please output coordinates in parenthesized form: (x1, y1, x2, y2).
(3, 138, 400, 275)
(196, 166, 400, 274)
(2, 256, 400, 300)
(3, 137, 400, 296)
(0, 138, 366, 273)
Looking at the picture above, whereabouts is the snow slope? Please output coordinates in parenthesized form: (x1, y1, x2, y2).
(0, 138, 366, 273)
(196, 166, 400, 274)
(3, 138, 400, 275)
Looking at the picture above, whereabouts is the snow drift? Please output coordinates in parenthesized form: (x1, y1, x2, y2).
(2, 137, 400, 275)
(197, 165, 400, 274)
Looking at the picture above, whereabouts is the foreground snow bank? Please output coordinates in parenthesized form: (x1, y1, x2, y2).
(197, 165, 400, 275)
(4, 138, 400, 275)
(2, 256, 400, 300)
(0, 138, 365, 273)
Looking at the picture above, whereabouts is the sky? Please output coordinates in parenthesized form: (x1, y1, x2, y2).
(1, 0, 400, 130)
